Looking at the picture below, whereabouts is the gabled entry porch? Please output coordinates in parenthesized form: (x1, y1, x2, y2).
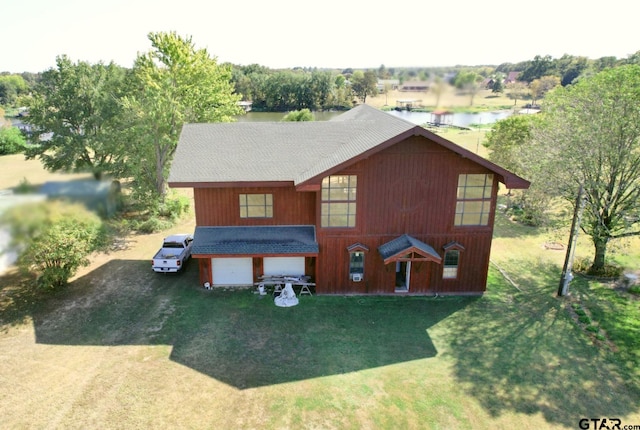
(378, 234, 442, 293)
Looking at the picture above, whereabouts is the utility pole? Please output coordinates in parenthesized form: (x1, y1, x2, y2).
(558, 185, 586, 297)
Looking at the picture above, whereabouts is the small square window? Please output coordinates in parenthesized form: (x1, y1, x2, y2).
(239, 194, 273, 218)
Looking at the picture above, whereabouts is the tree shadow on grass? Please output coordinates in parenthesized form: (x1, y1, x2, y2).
(28, 259, 473, 389)
(442, 261, 640, 427)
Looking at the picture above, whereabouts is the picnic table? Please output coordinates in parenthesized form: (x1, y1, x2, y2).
(255, 275, 315, 295)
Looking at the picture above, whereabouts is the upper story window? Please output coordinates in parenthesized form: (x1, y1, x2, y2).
(455, 174, 493, 226)
(239, 193, 273, 218)
(321, 175, 357, 228)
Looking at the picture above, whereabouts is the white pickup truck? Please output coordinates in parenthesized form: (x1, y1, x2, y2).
(152, 233, 193, 273)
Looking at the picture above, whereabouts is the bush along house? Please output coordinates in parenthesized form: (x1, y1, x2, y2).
(168, 104, 530, 295)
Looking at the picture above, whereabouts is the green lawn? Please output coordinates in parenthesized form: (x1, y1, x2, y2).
(1, 228, 639, 428)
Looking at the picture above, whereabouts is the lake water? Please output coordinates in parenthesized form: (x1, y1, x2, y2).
(237, 109, 512, 127)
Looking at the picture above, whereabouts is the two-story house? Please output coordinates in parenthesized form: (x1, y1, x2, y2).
(168, 104, 529, 295)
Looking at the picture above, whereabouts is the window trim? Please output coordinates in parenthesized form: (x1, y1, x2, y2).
(321, 175, 357, 228)
(347, 243, 368, 281)
(455, 174, 493, 227)
(442, 241, 465, 280)
(442, 250, 460, 279)
(239, 193, 273, 218)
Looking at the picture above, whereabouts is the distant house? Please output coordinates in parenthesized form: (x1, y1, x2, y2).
(399, 81, 430, 92)
(377, 79, 400, 92)
(168, 105, 529, 295)
(505, 71, 522, 84)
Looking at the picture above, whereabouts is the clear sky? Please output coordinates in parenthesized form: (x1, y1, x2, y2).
(2, 0, 638, 73)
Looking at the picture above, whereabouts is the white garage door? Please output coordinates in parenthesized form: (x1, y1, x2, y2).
(211, 257, 253, 286)
(263, 257, 305, 277)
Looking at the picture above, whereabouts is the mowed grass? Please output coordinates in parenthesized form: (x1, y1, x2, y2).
(1, 128, 640, 429)
(2, 247, 639, 429)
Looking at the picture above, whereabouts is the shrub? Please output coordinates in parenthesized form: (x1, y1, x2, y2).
(0, 126, 26, 155)
(629, 286, 640, 295)
(2, 201, 105, 290)
(13, 177, 37, 194)
(135, 216, 174, 234)
(157, 193, 190, 221)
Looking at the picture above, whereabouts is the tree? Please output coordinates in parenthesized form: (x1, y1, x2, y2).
(454, 71, 482, 106)
(506, 81, 529, 106)
(555, 54, 589, 86)
(377, 64, 390, 79)
(282, 109, 314, 121)
(483, 114, 548, 226)
(120, 32, 243, 205)
(2, 201, 104, 289)
(529, 75, 560, 105)
(0, 74, 29, 105)
(533, 65, 640, 273)
(350, 70, 378, 103)
(519, 54, 556, 83)
(491, 77, 505, 94)
(24, 56, 126, 179)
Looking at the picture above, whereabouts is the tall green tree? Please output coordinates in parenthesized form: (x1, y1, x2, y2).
(533, 65, 640, 273)
(519, 54, 556, 83)
(121, 31, 243, 205)
(350, 70, 378, 103)
(24, 56, 126, 179)
(483, 114, 548, 226)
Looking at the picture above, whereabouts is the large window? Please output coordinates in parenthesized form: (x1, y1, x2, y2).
(239, 194, 273, 218)
(443, 250, 460, 279)
(321, 175, 357, 227)
(455, 174, 493, 226)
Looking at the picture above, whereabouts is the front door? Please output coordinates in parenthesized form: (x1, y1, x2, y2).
(395, 260, 411, 292)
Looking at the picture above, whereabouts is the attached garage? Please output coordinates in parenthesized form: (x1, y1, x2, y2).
(211, 257, 253, 286)
(191, 225, 319, 287)
(263, 257, 305, 277)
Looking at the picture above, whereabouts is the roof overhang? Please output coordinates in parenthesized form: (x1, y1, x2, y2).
(169, 181, 293, 189)
(378, 234, 442, 264)
(191, 225, 319, 257)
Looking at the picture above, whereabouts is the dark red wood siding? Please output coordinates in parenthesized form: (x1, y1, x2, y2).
(314, 136, 497, 295)
(193, 186, 315, 226)
(192, 135, 500, 295)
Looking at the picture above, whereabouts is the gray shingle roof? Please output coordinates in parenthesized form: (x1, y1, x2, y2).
(168, 104, 531, 190)
(378, 234, 442, 263)
(168, 104, 415, 186)
(192, 225, 318, 256)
